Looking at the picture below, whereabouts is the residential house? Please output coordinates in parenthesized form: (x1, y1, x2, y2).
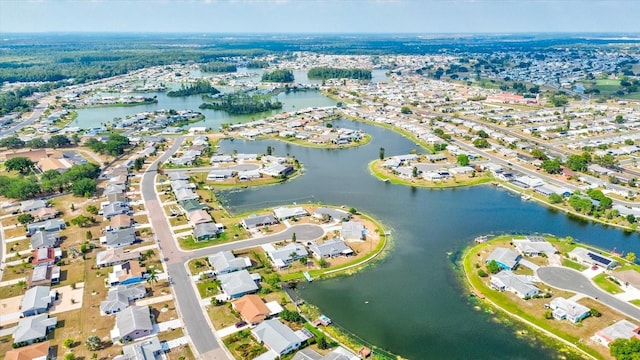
(251, 319, 302, 355)
(568, 247, 618, 270)
(27, 219, 65, 234)
(218, 270, 260, 299)
(312, 208, 350, 223)
(168, 171, 189, 181)
(102, 228, 136, 249)
(21, 286, 55, 317)
(194, 222, 222, 241)
(100, 284, 147, 315)
(549, 297, 590, 323)
(180, 199, 206, 213)
(111, 305, 154, 342)
(110, 214, 133, 229)
(29, 265, 61, 288)
(108, 260, 145, 287)
(107, 192, 128, 205)
(102, 203, 131, 219)
(490, 271, 539, 298)
(260, 164, 293, 177)
(512, 237, 557, 257)
(292, 346, 360, 360)
(117, 336, 165, 360)
(5, 341, 51, 360)
(104, 184, 127, 195)
(486, 247, 521, 270)
(308, 239, 354, 259)
(594, 320, 640, 347)
(340, 221, 366, 241)
(174, 188, 199, 202)
(20, 200, 47, 213)
(210, 155, 234, 163)
(96, 248, 141, 268)
(12, 314, 57, 345)
(187, 209, 212, 225)
(28, 207, 58, 222)
(30, 231, 60, 250)
(31, 248, 61, 267)
(272, 207, 308, 221)
(264, 243, 309, 269)
(241, 214, 279, 229)
(206, 169, 235, 181)
(233, 294, 271, 325)
(208, 251, 252, 275)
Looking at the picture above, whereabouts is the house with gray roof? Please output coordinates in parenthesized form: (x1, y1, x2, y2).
(21, 286, 55, 317)
(550, 297, 590, 323)
(102, 228, 136, 249)
(264, 243, 308, 269)
(308, 239, 353, 260)
(167, 171, 189, 181)
(13, 314, 57, 345)
(117, 336, 165, 360)
(20, 199, 47, 213)
(102, 202, 131, 219)
(569, 247, 618, 270)
(486, 247, 521, 271)
(29, 265, 60, 288)
(313, 208, 350, 223)
(292, 346, 360, 360)
(252, 319, 302, 355)
(260, 163, 293, 177)
(194, 222, 223, 241)
(208, 251, 252, 275)
(174, 188, 199, 202)
(207, 169, 236, 181)
(104, 183, 126, 196)
(111, 305, 154, 342)
(180, 199, 206, 213)
(490, 271, 539, 299)
(218, 270, 260, 299)
(340, 221, 365, 241)
(170, 180, 194, 191)
(27, 219, 65, 234)
(30, 231, 60, 250)
(101, 284, 147, 315)
(241, 214, 279, 229)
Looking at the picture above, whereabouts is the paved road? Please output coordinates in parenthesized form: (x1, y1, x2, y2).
(536, 266, 640, 322)
(0, 96, 54, 137)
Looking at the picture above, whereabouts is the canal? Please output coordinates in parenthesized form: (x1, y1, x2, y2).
(217, 119, 640, 359)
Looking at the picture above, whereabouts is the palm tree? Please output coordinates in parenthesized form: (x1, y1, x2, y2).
(146, 271, 159, 289)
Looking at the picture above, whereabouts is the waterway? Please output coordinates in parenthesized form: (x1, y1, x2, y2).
(216, 119, 640, 359)
(72, 69, 388, 130)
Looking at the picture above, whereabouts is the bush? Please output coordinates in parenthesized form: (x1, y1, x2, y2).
(544, 310, 553, 319)
(477, 269, 488, 277)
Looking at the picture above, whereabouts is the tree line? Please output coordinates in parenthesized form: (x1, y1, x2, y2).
(0, 134, 76, 150)
(261, 69, 294, 83)
(167, 80, 220, 97)
(200, 62, 237, 73)
(199, 92, 282, 115)
(84, 133, 131, 156)
(307, 67, 372, 80)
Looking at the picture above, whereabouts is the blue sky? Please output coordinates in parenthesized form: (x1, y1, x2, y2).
(1, 0, 639, 34)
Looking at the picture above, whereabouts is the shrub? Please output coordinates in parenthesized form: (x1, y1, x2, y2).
(477, 269, 488, 277)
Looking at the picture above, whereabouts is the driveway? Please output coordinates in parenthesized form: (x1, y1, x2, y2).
(537, 266, 640, 322)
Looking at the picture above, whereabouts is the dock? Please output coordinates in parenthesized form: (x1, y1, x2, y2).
(303, 271, 313, 282)
(471, 289, 485, 299)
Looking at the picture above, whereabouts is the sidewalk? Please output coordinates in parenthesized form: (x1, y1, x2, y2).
(136, 294, 174, 306)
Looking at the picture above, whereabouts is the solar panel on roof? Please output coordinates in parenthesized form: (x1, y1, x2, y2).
(588, 252, 612, 265)
(529, 236, 545, 243)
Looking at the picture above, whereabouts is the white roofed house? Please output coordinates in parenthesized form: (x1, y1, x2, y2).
(241, 214, 279, 229)
(13, 314, 57, 345)
(207, 169, 236, 181)
(272, 207, 309, 221)
(30, 231, 60, 250)
(20, 199, 47, 213)
(208, 251, 252, 275)
(512, 237, 557, 257)
(568, 247, 618, 270)
(490, 271, 539, 299)
(308, 239, 354, 260)
(260, 163, 294, 178)
(101, 228, 136, 249)
(341, 221, 366, 241)
(486, 247, 521, 271)
(21, 285, 56, 317)
(263, 243, 309, 269)
(549, 297, 590, 323)
(251, 319, 303, 356)
(217, 270, 260, 299)
(111, 305, 154, 342)
(313, 207, 351, 223)
(100, 284, 147, 315)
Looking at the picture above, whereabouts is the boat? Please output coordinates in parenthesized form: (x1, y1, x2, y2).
(303, 271, 313, 282)
(474, 235, 488, 244)
(521, 194, 531, 201)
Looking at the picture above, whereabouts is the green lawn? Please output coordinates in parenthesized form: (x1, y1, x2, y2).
(561, 258, 586, 271)
(592, 273, 623, 294)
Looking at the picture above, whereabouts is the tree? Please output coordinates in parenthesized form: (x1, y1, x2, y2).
(565, 153, 590, 172)
(548, 193, 563, 204)
(486, 260, 500, 274)
(17, 213, 34, 225)
(319, 258, 329, 268)
(477, 269, 488, 277)
(5, 157, 35, 175)
(26, 137, 47, 149)
(615, 114, 626, 124)
(86, 205, 98, 214)
(63, 338, 75, 349)
(291, 232, 297, 242)
(476, 129, 489, 138)
(47, 134, 71, 148)
(412, 166, 418, 178)
(627, 214, 636, 224)
(71, 178, 97, 197)
(400, 106, 412, 114)
(473, 138, 490, 148)
(133, 157, 145, 171)
(85, 335, 101, 351)
(279, 309, 303, 323)
(626, 252, 636, 264)
(590, 308, 601, 317)
(64, 354, 76, 360)
(318, 335, 329, 350)
(456, 154, 469, 166)
(70, 214, 94, 227)
(348, 207, 357, 215)
(146, 271, 158, 288)
(379, 147, 385, 160)
(266, 146, 273, 156)
(541, 159, 562, 174)
(610, 337, 640, 360)
(531, 148, 548, 161)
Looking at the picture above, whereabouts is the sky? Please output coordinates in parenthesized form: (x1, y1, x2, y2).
(1, 0, 639, 34)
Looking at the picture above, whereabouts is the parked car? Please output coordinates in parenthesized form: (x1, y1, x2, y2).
(235, 321, 247, 328)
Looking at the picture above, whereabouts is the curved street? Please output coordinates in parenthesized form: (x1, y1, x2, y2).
(536, 266, 640, 322)
(141, 137, 325, 359)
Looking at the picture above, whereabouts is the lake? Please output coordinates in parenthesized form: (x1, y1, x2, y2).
(216, 119, 640, 359)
